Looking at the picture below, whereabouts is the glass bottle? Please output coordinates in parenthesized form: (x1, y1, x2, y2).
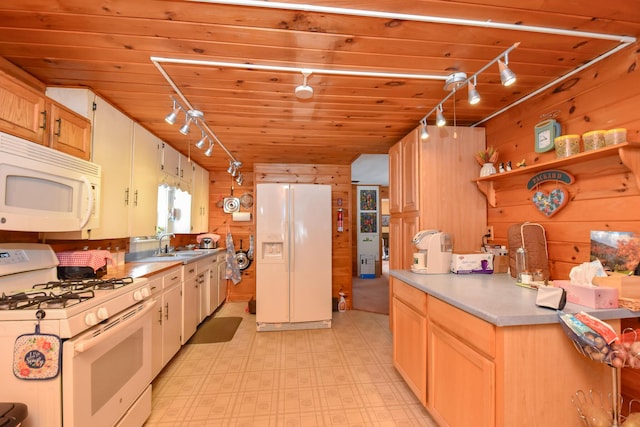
(515, 247, 528, 283)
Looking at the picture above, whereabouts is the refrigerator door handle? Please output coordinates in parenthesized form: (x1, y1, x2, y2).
(289, 185, 294, 273)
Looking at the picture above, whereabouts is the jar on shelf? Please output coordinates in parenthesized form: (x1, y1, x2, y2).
(582, 130, 606, 151)
(554, 134, 581, 158)
(605, 128, 627, 146)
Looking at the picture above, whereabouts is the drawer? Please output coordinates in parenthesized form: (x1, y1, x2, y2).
(392, 278, 427, 316)
(163, 267, 182, 289)
(183, 263, 197, 281)
(428, 295, 496, 359)
(147, 276, 163, 297)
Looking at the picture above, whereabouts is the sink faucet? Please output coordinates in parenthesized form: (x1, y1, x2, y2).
(157, 233, 175, 254)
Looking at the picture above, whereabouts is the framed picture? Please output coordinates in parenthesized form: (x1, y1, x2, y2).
(381, 215, 390, 227)
(590, 230, 640, 274)
(360, 212, 377, 233)
(359, 189, 377, 211)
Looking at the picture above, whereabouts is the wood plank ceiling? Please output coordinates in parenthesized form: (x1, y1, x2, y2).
(0, 0, 638, 174)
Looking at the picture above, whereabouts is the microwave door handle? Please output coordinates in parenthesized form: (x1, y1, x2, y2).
(79, 175, 94, 229)
(72, 300, 156, 356)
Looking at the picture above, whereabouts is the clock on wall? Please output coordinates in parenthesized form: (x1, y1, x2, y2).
(534, 119, 562, 153)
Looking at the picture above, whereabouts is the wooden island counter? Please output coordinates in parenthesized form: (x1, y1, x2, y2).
(390, 270, 639, 427)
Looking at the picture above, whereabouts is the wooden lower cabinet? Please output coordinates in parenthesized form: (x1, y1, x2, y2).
(392, 278, 427, 405)
(392, 278, 617, 427)
(428, 308, 495, 426)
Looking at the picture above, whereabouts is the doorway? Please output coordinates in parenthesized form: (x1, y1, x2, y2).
(351, 154, 389, 314)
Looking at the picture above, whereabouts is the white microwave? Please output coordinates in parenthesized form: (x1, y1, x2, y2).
(0, 132, 101, 232)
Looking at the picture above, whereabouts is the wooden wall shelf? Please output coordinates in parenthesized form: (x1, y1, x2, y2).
(474, 141, 640, 207)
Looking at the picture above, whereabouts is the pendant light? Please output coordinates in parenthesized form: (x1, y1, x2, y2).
(498, 53, 516, 86)
(420, 119, 429, 140)
(295, 70, 314, 99)
(468, 76, 481, 105)
(435, 105, 446, 127)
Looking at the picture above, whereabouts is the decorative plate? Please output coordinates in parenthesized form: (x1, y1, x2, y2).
(240, 192, 254, 208)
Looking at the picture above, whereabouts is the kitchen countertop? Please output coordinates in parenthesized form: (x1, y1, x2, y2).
(390, 269, 640, 326)
(104, 249, 223, 280)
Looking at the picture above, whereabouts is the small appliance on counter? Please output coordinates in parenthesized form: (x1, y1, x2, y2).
(196, 233, 221, 249)
(411, 230, 453, 274)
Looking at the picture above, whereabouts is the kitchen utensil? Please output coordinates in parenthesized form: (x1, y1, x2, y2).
(223, 197, 240, 213)
(247, 235, 254, 260)
(235, 240, 251, 270)
(200, 238, 214, 249)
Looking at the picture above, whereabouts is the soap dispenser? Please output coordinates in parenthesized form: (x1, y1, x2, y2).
(338, 292, 347, 312)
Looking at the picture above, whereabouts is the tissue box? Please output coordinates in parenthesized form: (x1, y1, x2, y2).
(554, 280, 619, 309)
(450, 253, 493, 274)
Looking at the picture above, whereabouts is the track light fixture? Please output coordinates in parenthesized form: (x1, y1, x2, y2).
(235, 172, 244, 185)
(468, 76, 481, 105)
(195, 132, 208, 149)
(165, 100, 180, 125)
(204, 141, 214, 157)
(418, 42, 519, 129)
(498, 53, 517, 87)
(163, 97, 244, 184)
(435, 105, 446, 127)
(420, 119, 429, 140)
(295, 70, 314, 100)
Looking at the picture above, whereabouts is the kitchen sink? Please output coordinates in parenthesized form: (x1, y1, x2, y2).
(134, 249, 218, 264)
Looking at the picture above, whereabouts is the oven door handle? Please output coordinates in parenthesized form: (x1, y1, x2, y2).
(73, 300, 156, 356)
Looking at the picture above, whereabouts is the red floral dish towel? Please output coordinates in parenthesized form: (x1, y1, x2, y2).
(13, 331, 61, 380)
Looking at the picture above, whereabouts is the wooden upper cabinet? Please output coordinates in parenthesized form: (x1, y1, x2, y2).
(0, 72, 47, 144)
(388, 142, 402, 214)
(401, 128, 420, 212)
(48, 101, 91, 161)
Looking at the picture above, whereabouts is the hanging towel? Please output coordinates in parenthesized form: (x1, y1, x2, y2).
(225, 231, 242, 285)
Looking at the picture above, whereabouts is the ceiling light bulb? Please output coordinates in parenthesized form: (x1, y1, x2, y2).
(204, 142, 214, 157)
(235, 173, 243, 185)
(195, 134, 207, 149)
(227, 161, 234, 174)
(498, 59, 516, 87)
(436, 106, 446, 127)
(468, 81, 481, 105)
(179, 118, 192, 135)
(420, 121, 429, 140)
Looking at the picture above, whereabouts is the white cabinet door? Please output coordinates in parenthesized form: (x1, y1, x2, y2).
(217, 257, 226, 308)
(130, 124, 160, 236)
(162, 282, 183, 365)
(191, 163, 209, 233)
(181, 264, 199, 344)
(91, 96, 133, 239)
(147, 277, 164, 379)
(161, 142, 180, 181)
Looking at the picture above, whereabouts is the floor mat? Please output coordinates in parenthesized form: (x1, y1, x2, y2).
(187, 316, 242, 344)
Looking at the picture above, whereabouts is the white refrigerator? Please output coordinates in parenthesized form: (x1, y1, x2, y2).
(256, 183, 332, 331)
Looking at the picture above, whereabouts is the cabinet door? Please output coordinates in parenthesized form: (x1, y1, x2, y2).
(217, 259, 226, 308)
(48, 102, 91, 160)
(428, 322, 495, 427)
(190, 163, 210, 234)
(130, 123, 160, 236)
(388, 141, 402, 214)
(0, 73, 47, 144)
(162, 283, 183, 365)
(161, 142, 181, 179)
(392, 291, 427, 406)
(182, 265, 199, 344)
(91, 96, 133, 239)
(401, 129, 419, 212)
(402, 212, 419, 270)
(198, 272, 208, 323)
(148, 277, 164, 379)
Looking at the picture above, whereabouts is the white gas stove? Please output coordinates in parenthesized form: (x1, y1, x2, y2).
(0, 243, 154, 427)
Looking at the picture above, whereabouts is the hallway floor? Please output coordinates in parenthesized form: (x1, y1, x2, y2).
(144, 302, 438, 427)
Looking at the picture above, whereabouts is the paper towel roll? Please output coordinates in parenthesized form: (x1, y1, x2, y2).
(232, 212, 251, 222)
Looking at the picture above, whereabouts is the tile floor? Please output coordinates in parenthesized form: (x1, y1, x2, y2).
(144, 302, 439, 427)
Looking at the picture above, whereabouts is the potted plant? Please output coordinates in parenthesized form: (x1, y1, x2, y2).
(476, 146, 499, 176)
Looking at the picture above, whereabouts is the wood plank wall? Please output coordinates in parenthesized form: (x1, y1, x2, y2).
(484, 41, 640, 280)
(211, 164, 353, 304)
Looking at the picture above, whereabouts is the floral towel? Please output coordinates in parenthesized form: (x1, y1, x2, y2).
(14, 330, 61, 380)
(225, 232, 242, 285)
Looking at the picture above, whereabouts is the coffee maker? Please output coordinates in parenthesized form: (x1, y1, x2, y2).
(411, 230, 453, 274)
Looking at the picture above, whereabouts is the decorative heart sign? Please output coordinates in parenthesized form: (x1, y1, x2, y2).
(532, 188, 567, 217)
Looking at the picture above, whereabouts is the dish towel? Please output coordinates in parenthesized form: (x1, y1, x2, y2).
(56, 250, 113, 271)
(225, 232, 242, 285)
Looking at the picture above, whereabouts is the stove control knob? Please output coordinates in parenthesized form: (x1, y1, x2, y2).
(97, 307, 109, 320)
(140, 287, 151, 298)
(85, 312, 98, 326)
(133, 289, 145, 301)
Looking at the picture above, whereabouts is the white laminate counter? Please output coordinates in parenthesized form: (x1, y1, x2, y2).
(390, 269, 639, 326)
